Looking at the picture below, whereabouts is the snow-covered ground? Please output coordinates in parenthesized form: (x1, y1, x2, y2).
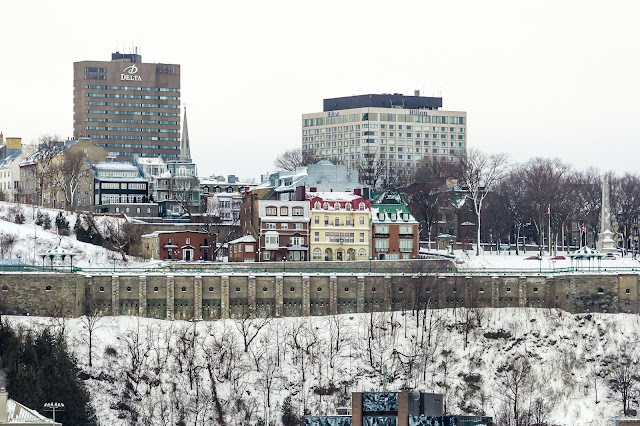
(0, 201, 148, 268)
(6, 308, 639, 426)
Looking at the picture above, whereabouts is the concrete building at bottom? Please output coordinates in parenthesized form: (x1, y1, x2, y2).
(304, 391, 492, 426)
(0, 388, 61, 425)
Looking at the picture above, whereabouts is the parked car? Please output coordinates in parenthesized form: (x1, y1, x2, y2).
(604, 253, 617, 260)
(550, 256, 566, 260)
(525, 255, 542, 260)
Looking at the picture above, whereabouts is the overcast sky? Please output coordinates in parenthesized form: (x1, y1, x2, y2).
(1, 0, 638, 181)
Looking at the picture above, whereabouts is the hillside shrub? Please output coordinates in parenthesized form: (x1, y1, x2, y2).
(55, 212, 70, 236)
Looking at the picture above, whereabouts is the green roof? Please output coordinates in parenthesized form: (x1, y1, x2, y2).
(371, 204, 417, 223)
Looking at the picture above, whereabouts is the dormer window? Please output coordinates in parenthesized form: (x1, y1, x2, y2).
(359, 202, 365, 210)
(346, 203, 352, 211)
(334, 202, 341, 210)
(314, 201, 321, 209)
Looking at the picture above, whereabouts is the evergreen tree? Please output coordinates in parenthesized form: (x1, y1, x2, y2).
(281, 395, 301, 426)
(14, 211, 24, 224)
(35, 210, 43, 226)
(55, 212, 70, 236)
(0, 320, 97, 426)
(74, 216, 87, 242)
(42, 215, 52, 230)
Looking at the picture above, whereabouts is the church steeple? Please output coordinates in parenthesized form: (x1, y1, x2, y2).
(180, 107, 191, 161)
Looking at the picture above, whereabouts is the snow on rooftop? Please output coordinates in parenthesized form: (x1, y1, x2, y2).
(306, 191, 361, 201)
(94, 162, 139, 171)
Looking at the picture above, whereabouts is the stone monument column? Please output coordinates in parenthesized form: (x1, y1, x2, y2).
(597, 174, 617, 253)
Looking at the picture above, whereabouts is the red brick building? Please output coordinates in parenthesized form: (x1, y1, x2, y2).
(142, 230, 215, 261)
(228, 235, 257, 262)
(371, 204, 419, 260)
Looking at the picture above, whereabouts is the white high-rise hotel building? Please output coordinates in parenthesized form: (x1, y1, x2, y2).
(302, 92, 466, 175)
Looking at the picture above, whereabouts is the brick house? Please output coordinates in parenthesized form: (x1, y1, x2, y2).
(142, 230, 215, 261)
(257, 200, 310, 261)
(371, 204, 419, 260)
(228, 235, 257, 262)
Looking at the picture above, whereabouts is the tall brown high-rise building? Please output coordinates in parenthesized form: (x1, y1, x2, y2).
(73, 52, 181, 162)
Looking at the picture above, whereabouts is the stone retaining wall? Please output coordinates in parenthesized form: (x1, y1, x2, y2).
(0, 272, 638, 319)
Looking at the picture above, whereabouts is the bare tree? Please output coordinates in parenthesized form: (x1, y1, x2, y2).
(273, 148, 319, 171)
(608, 355, 640, 415)
(521, 157, 572, 255)
(610, 172, 640, 255)
(497, 167, 527, 255)
(457, 149, 509, 255)
(236, 316, 272, 353)
(49, 151, 87, 209)
(498, 355, 533, 426)
(356, 154, 385, 189)
(34, 134, 64, 206)
(80, 305, 105, 367)
(170, 176, 200, 219)
(573, 167, 602, 248)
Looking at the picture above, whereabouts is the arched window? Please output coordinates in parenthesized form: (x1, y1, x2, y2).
(313, 248, 322, 261)
(334, 202, 341, 210)
(359, 202, 365, 210)
(323, 202, 330, 210)
(346, 202, 352, 211)
(358, 249, 366, 257)
(314, 201, 321, 209)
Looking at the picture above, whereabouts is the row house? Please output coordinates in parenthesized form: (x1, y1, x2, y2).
(79, 162, 151, 214)
(371, 204, 419, 259)
(41, 138, 107, 209)
(142, 230, 215, 261)
(307, 191, 371, 261)
(258, 200, 310, 261)
(135, 156, 171, 203)
(0, 138, 35, 203)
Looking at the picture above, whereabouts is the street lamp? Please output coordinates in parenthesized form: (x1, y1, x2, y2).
(43, 402, 64, 423)
(111, 255, 116, 273)
(369, 257, 372, 273)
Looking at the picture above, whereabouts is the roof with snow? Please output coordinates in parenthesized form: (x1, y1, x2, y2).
(569, 246, 604, 258)
(306, 192, 362, 202)
(5, 398, 61, 425)
(228, 235, 257, 244)
(94, 162, 139, 172)
(371, 204, 418, 224)
(136, 156, 167, 166)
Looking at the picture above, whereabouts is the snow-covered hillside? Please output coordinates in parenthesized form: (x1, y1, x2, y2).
(0, 201, 147, 268)
(6, 308, 640, 426)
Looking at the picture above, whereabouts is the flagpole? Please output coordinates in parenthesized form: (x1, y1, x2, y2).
(548, 205, 551, 255)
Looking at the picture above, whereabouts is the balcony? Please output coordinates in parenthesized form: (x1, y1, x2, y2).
(374, 233, 390, 238)
(399, 233, 414, 238)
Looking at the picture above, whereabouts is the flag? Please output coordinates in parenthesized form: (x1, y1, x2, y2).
(546, 205, 550, 214)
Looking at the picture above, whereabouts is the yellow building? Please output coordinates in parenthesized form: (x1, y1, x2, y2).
(307, 191, 371, 261)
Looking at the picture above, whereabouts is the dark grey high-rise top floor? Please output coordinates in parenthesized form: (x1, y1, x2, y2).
(323, 93, 442, 112)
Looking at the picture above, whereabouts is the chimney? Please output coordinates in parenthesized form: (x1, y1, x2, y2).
(353, 188, 362, 196)
(414, 89, 420, 96)
(310, 187, 317, 192)
(295, 185, 306, 201)
(0, 388, 8, 422)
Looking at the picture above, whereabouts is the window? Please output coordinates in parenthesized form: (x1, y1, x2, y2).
(263, 252, 271, 260)
(265, 235, 279, 245)
(324, 216, 329, 225)
(245, 245, 254, 252)
(358, 248, 366, 257)
(375, 239, 389, 252)
(281, 223, 288, 229)
(295, 223, 303, 230)
(181, 287, 187, 292)
(359, 232, 365, 243)
(346, 217, 351, 226)
(292, 207, 304, 216)
(291, 237, 304, 246)
(346, 202, 352, 211)
(360, 216, 365, 225)
(314, 232, 320, 242)
(400, 240, 413, 252)
(313, 247, 322, 260)
(280, 207, 288, 216)
(186, 238, 191, 244)
(266, 206, 277, 216)
(168, 238, 172, 244)
(266, 223, 276, 229)
(334, 217, 340, 226)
